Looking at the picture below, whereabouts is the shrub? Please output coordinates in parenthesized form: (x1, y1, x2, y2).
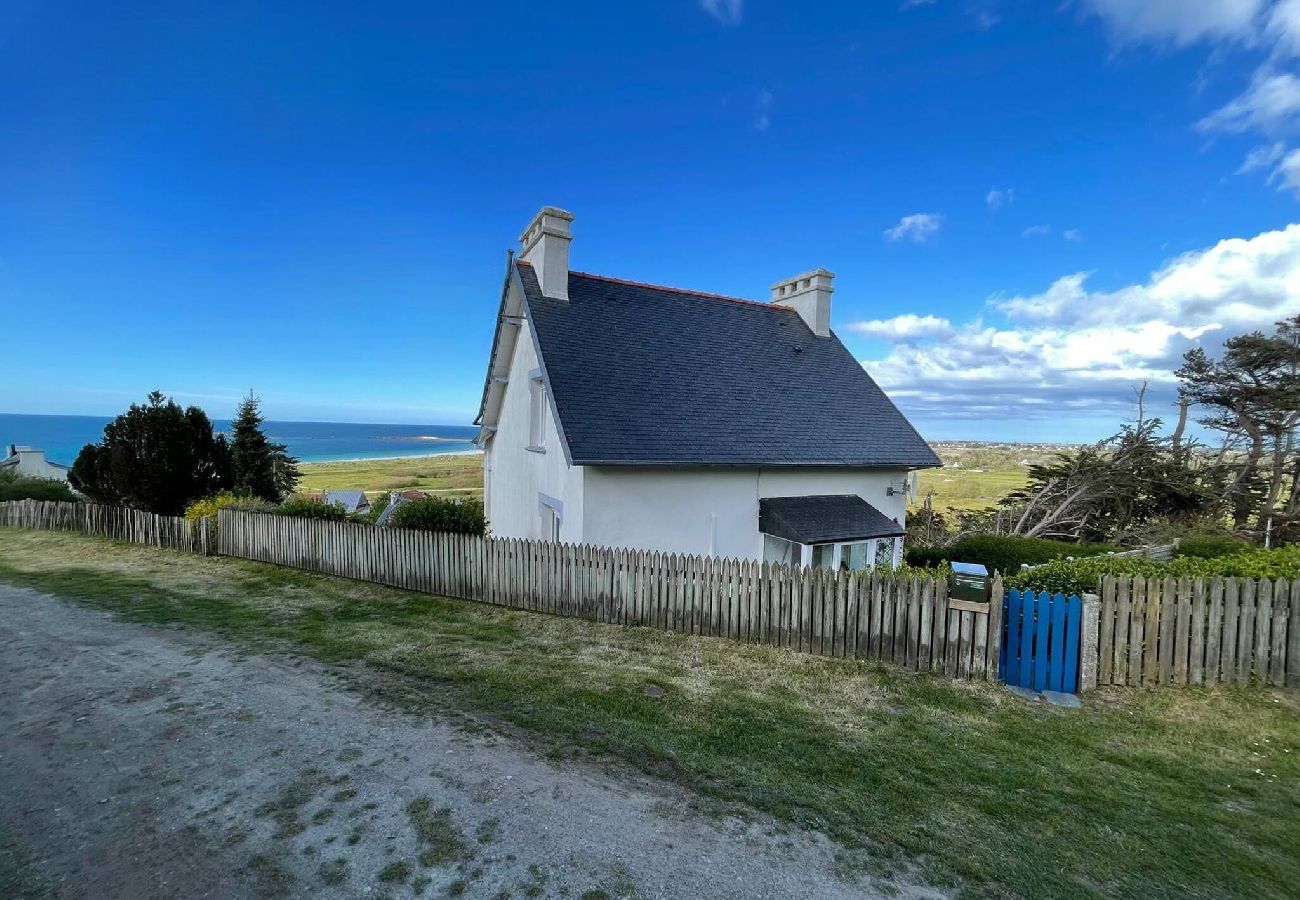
(389, 497, 486, 536)
(0, 469, 77, 502)
(905, 534, 1116, 575)
(277, 496, 348, 520)
(1177, 532, 1248, 560)
(184, 491, 276, 522)
(1006, 545, 1300, 595)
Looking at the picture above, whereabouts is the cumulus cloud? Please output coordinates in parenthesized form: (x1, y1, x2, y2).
(1079, 0, 1265, 47)
(986, 187, 1014, 210)
(700, 0, 743, 26)
(847, 314, 956, 341)
(884, 212, 943, 242)
(858, 223, 1300, 422)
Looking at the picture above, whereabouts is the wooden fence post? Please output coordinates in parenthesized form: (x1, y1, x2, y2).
(1080, 592, 1101, 692)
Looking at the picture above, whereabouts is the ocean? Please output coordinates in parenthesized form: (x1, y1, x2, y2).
(0, 414, 480, 466)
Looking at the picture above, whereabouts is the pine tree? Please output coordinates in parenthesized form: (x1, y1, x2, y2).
(229, 392, 299, 502)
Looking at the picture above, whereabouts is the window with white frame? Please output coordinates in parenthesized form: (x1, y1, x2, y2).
(538, 493, 562, 542)
(804, 537, 901, 572)
(527, 373, 546, 451)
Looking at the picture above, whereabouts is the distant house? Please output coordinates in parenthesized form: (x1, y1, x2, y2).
(2, 445, 71, 483)
(474, 207, 940, 571)
(324, 490, 369, 514)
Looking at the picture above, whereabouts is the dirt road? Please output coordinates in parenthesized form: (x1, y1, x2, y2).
(0, 584, 909, 899)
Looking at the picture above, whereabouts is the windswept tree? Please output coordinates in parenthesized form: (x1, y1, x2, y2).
(228, 392, 299, 502)
(1177, 314, 1300, 536)
(70, 391, 231, 515)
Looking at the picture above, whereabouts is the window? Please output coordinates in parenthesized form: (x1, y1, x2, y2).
(840, 541, 870, 571)
(763, 535, 801, 568)
(810, 543, 836, 570)
(528, 374, 546, 451)
(538, 493, 562, 541)
(875, 538, 896, 569)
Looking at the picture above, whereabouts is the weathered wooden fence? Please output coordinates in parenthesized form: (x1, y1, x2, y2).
(1097, 574, 1298, 688)
(219, 509, 1005, 678)
(0, 499, 211, 554)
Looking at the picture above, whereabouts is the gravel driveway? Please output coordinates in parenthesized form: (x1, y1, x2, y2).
(0, 583, 918, 899)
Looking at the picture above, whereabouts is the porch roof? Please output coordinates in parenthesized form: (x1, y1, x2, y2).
(758, 494, 904, 545)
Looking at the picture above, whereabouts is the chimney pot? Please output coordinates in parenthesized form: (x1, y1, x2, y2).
(519, 206, 574, 301)
(770, 268, 834, 337)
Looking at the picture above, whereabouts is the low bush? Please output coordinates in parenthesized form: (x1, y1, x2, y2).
(905, 533, 1116, 575)
(0, 469, 78, 502)
(184, 492, 276, 522)
(388, 497, 486, 536)
(277, 496, 348, 521)
(1006, 545, 1300, 595)
(1177, 532, 1249, 560)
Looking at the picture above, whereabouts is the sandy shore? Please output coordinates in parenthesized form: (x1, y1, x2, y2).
(298, 449, 482, 465)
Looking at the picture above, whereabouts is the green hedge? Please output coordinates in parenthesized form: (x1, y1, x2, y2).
(1176, 533, 1248, 560)
(905, 534, 1116, 575)
(388, 497, 485, 536)
(0, 470, 77, 502)
(1006, 546, 1300, 595)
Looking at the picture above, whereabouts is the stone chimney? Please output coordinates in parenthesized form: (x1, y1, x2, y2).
(770, 268, 834, 337)
(519, 206, 575, 301)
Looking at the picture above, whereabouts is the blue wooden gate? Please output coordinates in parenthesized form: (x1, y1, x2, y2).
(999, 590, 1083, 694)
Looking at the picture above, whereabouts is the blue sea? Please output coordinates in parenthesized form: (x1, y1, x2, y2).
(0, 414, 479, 466)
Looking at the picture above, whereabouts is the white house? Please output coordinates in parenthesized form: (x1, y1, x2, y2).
(1, 445, 71, 483)
(474, 207, 940, 571)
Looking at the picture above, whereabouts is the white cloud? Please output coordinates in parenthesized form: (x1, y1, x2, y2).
(1266, 0, 1300, 56)
(1079, 0, 1265, 47)
(900, 0, 937, 8)
(1270, 147, 1300, 193)
(700, 0, 743, 26)
(1022, 224, 1052, 238)
(986, 187, 1014, 210)
(859, 223, 1300, 422)
(884, 212, 943, 242)
(847, 314, 955, 341)
(1064, 228, 1084, 242)
(1238, 140, 1288, 171)
(1199, 69, 1300, 133)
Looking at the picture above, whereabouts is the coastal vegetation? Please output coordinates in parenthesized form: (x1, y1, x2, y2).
(70, 390, 300, 516)
(0, 527, 1295, 900)
(296, 453, 481, 499)
(0, 468, 77, 502)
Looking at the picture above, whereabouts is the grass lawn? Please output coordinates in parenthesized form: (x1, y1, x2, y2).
(1, 529, 1297, 899)
(296, 453, 482, 500)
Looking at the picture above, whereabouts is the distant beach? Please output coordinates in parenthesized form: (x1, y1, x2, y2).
(0, 413, 479, 466)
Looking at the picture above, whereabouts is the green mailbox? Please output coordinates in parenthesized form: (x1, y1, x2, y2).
(949, 561, 989, 605)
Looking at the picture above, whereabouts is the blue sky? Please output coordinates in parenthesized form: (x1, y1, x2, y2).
(3, 1, 1300, 440)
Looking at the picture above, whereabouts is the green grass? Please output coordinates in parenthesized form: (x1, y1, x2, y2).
(1, 529, 1297, 898)
(296, 454, 482, 500)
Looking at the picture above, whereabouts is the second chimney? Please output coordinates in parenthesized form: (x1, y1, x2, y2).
(519, 206, 575, 301)
(770, 268, 834, 337)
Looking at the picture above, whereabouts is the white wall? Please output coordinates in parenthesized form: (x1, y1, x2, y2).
(581, 466, 907, 559)
(482, 314, 584, 542)
(4, 450, 69, 483)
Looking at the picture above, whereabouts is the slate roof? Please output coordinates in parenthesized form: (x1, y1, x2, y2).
(758, 495, 905, 544)
(516, 261, 940, 468)
(324, 490, 368, 513)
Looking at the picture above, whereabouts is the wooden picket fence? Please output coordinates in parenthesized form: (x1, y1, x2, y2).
(218, 509, 1005, 678)
(0, 499, 212, 554)
(1097, 574, 1298, 688)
